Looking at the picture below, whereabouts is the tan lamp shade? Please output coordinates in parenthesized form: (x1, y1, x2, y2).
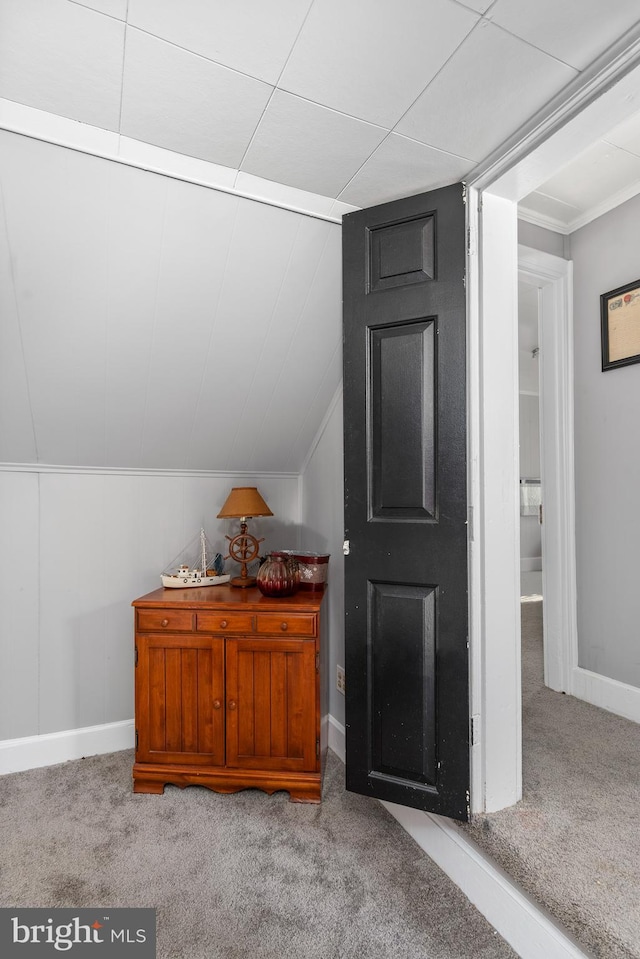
(217, 487, 273, 520)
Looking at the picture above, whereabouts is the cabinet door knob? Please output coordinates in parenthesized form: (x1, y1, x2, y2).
(228, 700, 237, 711)
(213, 699, 221, 710)
(280, 621, 288, 631)
(161, 618, 169, 627)
(220, 620, 228, 629)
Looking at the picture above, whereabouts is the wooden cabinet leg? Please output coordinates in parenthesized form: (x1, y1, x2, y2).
(133, 779, 166, 795)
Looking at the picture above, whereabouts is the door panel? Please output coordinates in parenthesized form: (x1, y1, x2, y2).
(226, 638, 316, 772)
(137, 634, 225, 766)
(368, 213, 435, 291)
(343, 184, 469, 821)
(370, 582, 437, 788)
(371, 319, 436, 518)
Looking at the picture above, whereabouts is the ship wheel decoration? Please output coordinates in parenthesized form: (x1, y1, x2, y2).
(226, 529, 263, 569)
(217, 487, 273, 588)
(223, 522, 264, 588)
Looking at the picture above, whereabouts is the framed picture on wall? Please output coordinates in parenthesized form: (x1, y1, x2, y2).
(601, 278, 640, 371)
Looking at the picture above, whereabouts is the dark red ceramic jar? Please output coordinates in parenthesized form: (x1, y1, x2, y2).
(256, 552, 300, 597)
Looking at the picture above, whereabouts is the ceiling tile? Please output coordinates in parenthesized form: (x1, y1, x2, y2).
(241, 91, 387, 197)
(120, 29, 273, 168)
(518, 191, 581, 227)
(279, 0, 479, 128)
(0, 0, 124, 131)
(604, 110, 640, 157)
(456, 0, 494, 11)
(127, 0, 313, 84)
(338, 134, 471, 208)
(489, 0, 640, 71)
(396, 21, 577, 162)
(73, 0, 128, 19)
(532, 140, 640, 213)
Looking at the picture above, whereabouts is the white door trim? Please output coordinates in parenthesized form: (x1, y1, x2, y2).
(468, 39, 640, 813)
(518, 247, 577, 693)
(468, 190, 522, 813)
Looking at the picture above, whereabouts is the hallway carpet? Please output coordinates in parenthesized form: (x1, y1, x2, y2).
(462, 600, 640, 959)
(0, 748, 516, 959)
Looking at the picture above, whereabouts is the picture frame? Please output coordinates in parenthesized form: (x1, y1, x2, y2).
(600, 278, 640, 371)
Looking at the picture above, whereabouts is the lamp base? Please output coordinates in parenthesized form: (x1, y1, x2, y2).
(230, 575, 256, 589)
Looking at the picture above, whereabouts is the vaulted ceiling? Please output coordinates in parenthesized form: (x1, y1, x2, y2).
(3, 0, 640, 473)
(0, 130, 341, 471)
(3, 0, 640, 210)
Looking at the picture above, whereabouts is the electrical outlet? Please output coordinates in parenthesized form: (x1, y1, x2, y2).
(336, 665, 346, 695)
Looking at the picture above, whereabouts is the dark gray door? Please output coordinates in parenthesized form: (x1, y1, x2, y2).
(342, 184, 469, 821)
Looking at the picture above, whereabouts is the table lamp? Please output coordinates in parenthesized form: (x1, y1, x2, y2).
(217, 487, 273, 587)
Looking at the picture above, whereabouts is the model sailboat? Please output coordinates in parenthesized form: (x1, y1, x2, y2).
(161, 528, 230, 588)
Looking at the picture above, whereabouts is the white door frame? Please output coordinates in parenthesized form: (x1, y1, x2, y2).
(518, 247, 577, 694)
(468, 35, 640, 813)
(468, 190, 522, 813)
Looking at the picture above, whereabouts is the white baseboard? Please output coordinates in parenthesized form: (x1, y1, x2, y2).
(6, 715, 341, 779)
(571, 666, 640, 724)
(328, 712, 588, 959)
(0, 720, 134, 775)
(328, 714, 345, 763)
(381, 802, 590, 959)
(4, 715, 340, 778)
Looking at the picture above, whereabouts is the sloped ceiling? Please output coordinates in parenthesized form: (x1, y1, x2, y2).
(2, 0, 640, 209)
(0, 131, 341, 471)
(3, 1, 640, 474)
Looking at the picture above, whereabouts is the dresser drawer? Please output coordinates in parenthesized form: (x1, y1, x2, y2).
(255, 613, 317, 637)
(137, 609, 194, 632)
(196, 611, 255, 633)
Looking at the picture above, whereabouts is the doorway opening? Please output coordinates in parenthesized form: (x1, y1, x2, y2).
(518, 277, 543, 605)
(516, 246, 576, 696)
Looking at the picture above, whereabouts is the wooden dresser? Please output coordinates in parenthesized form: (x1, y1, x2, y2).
(132, 585, 327, 803)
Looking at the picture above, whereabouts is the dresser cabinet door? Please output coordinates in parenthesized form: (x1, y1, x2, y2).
(136, 634, 225, 766)
(225, 638, 317, 772)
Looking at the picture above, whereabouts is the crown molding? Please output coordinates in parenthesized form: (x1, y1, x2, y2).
(519, 174, 640, 237)
(517, 207, 570, 236)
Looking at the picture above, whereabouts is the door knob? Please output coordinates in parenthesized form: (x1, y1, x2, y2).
(228, 700, 237, 711)
(213, 700, 221, 710)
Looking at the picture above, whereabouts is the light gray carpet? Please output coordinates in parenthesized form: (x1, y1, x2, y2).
(0, 749, 517, 959)
(463, 600, 640, 959)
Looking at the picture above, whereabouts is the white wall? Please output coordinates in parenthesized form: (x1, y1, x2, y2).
(0, 128, 345, 762)
(518, 220, 569, 260)
(300, 390, 345, 728)
(0, 467, 299, 742)
(571, 192, 640, 689)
